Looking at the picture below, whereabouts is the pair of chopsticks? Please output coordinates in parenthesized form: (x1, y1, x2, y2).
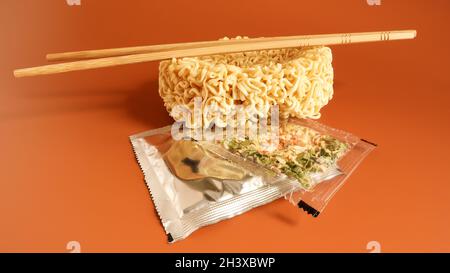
(13, 30, 416, 78)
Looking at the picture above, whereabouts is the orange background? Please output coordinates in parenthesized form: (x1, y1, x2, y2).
(1, 0, 450, 252)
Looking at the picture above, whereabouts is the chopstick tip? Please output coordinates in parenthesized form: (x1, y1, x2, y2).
(13, 69, 23, 78)
(46, 53, 59, 61)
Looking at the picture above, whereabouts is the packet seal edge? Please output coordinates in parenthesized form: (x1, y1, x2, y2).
(129, 126, 175, 241)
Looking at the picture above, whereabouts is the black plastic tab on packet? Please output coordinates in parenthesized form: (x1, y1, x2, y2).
(167, 233, 174, 243)
(361, 138, 378, 147)
(297, 200, 320, 217)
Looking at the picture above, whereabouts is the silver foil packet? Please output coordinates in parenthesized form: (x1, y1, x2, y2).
(130, 119, 376, 243)
(130, 126, 300, 243)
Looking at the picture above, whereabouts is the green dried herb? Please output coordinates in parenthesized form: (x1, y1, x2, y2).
(223, 132, 348, 189)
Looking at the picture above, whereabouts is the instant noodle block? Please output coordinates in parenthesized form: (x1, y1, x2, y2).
(159, 38, 334, 128)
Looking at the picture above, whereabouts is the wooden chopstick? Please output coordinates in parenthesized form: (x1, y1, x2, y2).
(14, 30, 416, 78)
(46, 38, 262, 61)
(47, 30, 417, 62)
